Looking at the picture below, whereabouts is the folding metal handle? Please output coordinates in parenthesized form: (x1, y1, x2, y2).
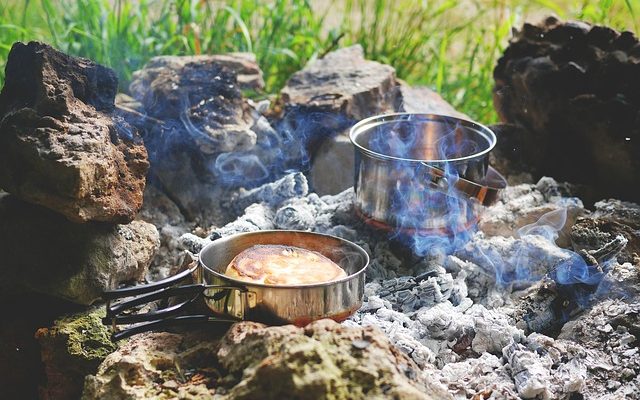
(103, 265, 197, 300)
(110, 315, 237, 342)
(103, 270, 249, 341)
(421, 164, 507, 206)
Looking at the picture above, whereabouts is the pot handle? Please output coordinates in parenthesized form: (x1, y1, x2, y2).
(421, 164, 507, 206)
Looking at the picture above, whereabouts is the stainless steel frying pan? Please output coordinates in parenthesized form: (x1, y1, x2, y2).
(103, 230, 369, 340)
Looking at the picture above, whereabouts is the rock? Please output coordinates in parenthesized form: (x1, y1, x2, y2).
(493, 18, 640, 202)
(280, 45, 398, 120)
(35, 307, 116, 400)
(218, 320, 451, 399)
(396, 84, 468, 119)
(82, 331, 224, 399)
(488, 123, 538, 185)
(83, 321, 450, 399)
(309, 132, 354, 195)
(0, 195, 159, 305)
(130, 53, 264, 94)
(129, 53, 257, 155)
(0, 41, 149, 223)
(125, 53, 279, 223)
(278, 45, 398, 186)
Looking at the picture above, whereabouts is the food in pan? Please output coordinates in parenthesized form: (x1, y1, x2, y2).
(224, 244, 347, 285)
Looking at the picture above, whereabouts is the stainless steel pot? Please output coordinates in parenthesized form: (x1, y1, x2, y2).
(350, 113, 507, 234)
(103, 230, 369, 340)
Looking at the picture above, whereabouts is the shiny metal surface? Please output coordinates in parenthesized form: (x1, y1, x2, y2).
(198, 230, 369, 326)
(349, 113, 505, 233)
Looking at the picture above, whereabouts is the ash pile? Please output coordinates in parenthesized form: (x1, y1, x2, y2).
(181, 171, 640, 399)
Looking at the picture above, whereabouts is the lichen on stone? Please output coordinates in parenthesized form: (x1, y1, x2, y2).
(42, 307, 116, 362)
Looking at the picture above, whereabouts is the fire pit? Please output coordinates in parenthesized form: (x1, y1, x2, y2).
(0, 17, 638, 400)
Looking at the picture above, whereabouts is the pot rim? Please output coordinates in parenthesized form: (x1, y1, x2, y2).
(349, 112, 497, 164)
(198, 230, 370, 289)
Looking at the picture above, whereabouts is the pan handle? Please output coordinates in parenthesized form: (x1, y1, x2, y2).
(102, 265, 197, 301)
(105, 283, 206, 319)
(421, 164, 507, 206)
(110, 315, 238, 342)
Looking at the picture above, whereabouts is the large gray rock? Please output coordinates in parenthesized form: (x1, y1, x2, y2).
(0, 194, 159, 305)
(0, 41, 149, 223)
(280, 45, 398, 119)
(125, 53, 281, 223)
(396, 84, 468, 118)
(83, 320, 451, 400)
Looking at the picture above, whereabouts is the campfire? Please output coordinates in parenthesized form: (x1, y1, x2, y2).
(0, 16, 638, 400)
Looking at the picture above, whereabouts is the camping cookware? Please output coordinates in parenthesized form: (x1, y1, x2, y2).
(350, 113, 507, 234)
(103, 230, 369, 341)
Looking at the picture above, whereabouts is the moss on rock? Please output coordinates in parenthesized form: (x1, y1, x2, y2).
(35, 306, 117, 400)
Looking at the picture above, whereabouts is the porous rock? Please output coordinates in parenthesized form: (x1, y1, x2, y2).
(217, 320, 450, 400)
(82, 331, 223, 399)
(0, 194, 159, 305)
(83, 321, 450, 400)
(0, 41, 149, 223)
(493, 18, 640, 202)
(125, 53, 277, 222)
(280, 45, 398, 120)
(35, 307, 116, 400)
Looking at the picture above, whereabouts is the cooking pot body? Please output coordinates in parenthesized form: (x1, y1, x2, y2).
(198, 230, 369, 326)
(350, 113, 496, 233)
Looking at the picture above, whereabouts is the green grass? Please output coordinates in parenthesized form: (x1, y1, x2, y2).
(0, 0, 637, 123)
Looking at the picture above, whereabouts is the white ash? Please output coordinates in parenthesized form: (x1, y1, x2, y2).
(228, 171, 309, 213)
(479, 177, 584, 246)
(455, 232, 574, 294)
(595, 261, 640, 300)
(431, 353, 518, 399)
(173, 174, 639, 399)
(558, 299, 640, 398)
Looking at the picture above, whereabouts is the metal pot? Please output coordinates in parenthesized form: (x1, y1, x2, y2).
(349, 113, 507, 234)
(103, 230, 369, 340)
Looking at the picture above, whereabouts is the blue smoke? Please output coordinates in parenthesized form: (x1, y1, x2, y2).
(365, 115, 480, 257)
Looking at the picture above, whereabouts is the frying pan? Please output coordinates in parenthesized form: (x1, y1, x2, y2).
(103, 230, 369, 341)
